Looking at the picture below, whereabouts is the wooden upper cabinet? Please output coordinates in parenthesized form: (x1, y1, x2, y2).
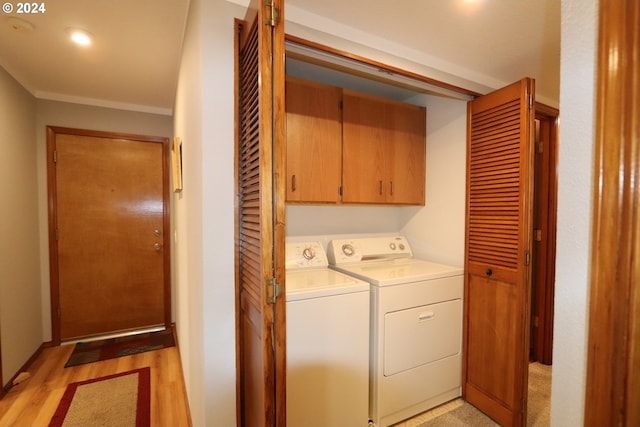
(285, 77, 426, 205)
(285, 76, 342, 203)
(342, 90, 426, 205)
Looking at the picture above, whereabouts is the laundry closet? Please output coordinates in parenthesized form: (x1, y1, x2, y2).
(283, 40, 471, 427)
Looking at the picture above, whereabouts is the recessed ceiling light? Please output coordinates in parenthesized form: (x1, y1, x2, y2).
(68, 28, 93, 46)
(459, 0, 483, 13)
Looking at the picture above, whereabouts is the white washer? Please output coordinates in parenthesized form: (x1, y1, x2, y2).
(327, 236, 464, 427)
(285, 241, 370, 427)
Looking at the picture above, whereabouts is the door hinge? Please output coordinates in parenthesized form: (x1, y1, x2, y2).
(53, 150, 57, 163)
(525, 251, 531, 266)
(57, 306, 61, 318)
(264, 0, 280, 26)
(267, 278, 281, 304)
(522, 398, 527, 414)
(338, 186, 343, 196)
(534, 229, 542, 241)
(528, 94, 533, 110)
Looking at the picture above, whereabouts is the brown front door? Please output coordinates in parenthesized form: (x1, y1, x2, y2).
(235, 0, 286, 426)
(462, 78, 535, 427)
(47, 127, 171, 343)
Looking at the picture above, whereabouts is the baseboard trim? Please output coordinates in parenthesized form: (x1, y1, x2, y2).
(2, 341, 52, 396)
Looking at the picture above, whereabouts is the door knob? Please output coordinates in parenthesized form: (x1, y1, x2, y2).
(154, 242, 162, 252)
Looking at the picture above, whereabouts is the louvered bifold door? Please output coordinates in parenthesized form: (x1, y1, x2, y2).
(462, 78, 535, 427)
(236, 0, 286, 426)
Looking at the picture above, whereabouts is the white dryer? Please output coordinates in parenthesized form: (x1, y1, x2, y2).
(285, 241, 371, 427)
(327, 236, 464, 427)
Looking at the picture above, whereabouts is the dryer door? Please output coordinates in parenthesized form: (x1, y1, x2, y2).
(384, 299, 462, 376)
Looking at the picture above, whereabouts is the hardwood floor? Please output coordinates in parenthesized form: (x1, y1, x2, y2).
(0, 343, 191, 427)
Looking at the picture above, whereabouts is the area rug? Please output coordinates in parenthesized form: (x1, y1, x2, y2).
(49, 367, 150, 427)
(65, 329, 175, 368)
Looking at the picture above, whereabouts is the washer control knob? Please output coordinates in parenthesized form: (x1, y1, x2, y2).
(302, 247, 315, 260)
(390, 243, 396, 250)
(342, 243, 355, 257)
(399, 243, 405, 250)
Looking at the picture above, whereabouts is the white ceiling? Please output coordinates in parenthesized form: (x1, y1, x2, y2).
(0, 0, 560, 115)
(0, 0, 190, 114)
(284, 0, 560, 104)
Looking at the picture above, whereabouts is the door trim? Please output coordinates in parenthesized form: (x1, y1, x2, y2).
(46, 126, 171, 345)
(531, 102, 559, 365)
(284, 35, 478, 100)
(585, 0, 640, 425)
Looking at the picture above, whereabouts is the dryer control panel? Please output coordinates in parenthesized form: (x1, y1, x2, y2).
(285, 241, 328, 270)
(327, 236, 413, 265)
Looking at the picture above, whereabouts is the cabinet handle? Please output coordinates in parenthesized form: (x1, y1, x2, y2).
(292, 175, 296, 192)
(379, 180, 383, 195)
(390, 181, 394, 196)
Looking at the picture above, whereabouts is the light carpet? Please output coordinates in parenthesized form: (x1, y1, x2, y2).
(48, 367, 150, 427)
(411, 362, 551, 427)
(527, 362, 552, 427)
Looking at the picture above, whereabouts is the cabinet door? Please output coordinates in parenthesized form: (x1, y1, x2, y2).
(342, 91, 387, 203)
(285, 77, 342, 203)
(386, 101, 426, 204)
(343, 91, 426, 205)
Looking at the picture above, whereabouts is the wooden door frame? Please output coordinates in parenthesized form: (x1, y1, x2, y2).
(46, 126, 172, 346)
(531, 103, 559, 365)
(585, 0, 640, 425)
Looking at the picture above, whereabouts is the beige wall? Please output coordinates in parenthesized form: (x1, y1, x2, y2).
(35, 100, 174, 342)
(0, 67, 41, 385)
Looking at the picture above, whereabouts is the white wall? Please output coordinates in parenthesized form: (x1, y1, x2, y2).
(173, 1, 243, 425)
(400, 95, 467, 267)
(551, 1, 597, 425)
(287, 206, 402, 236)
(0, 66, 41, 385)
(173, 0, 204, 423)
(200, 3, 240, 424)
(35, 100, 173, 342)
